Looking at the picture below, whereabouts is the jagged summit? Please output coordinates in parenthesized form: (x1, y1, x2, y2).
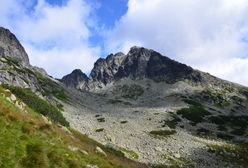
(61, 69, 89, 90)
(62, 46, 204, 91)
(115, 46, 197, 82)
(0, 27, 30, 66)
(89, 52, 126, 85)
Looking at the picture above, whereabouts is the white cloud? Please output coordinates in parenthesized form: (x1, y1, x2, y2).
(17, 0, 91, 46)
(106, 0, 248, 86)
(0, 0, 100, 78)
(25, 44, 100, 77)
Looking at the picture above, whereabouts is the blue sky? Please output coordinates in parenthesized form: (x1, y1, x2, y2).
(1, 0, 248, 86)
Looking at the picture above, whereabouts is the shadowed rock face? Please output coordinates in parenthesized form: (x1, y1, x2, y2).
(115, 46, 200, 83)
(62, 46, 204, 90)
(0, 27, 30, 66)
(90, 52, 126, 85)
(61, 69, 89, 90)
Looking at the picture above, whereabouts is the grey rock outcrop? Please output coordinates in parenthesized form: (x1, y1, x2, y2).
(0, 27, 30, 66)
(0, 27, 64, 100)
(115, 46, 201, 83)
(62, 46, 204, 91)
(89, 52, 126, 89)
(61, 69, 89, 90)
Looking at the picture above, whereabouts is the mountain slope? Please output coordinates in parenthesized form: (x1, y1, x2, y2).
(0, 27, 146, 168)
(0, 86, 145, 168)
(61, 47, 248, 167)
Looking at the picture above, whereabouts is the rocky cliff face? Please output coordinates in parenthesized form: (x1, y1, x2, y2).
(61, 69, 89, 90)
(62, 46, 206, 91)
(0, 27, 65, 104)
(89, 52, 126, 89)
(114, 46, 202, 83)
(0, 27, 29, 66)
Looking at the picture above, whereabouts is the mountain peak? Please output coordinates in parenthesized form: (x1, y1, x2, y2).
(129, 45, 143, 51)
(71, 69, 85, 75)
(0, 27, 30, 66)
(62, 46, 205, 91)
(61, 69, 89, 90)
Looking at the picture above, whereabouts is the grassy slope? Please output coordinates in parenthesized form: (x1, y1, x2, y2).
(2, 84, 69, 127)
(0, 86, 146, 168)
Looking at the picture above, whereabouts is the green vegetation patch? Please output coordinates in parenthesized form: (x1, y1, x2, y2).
(114, 84, 144, 99)
(0, 56, 68, 102)
(196, 128, 212, 137)
(105, 144, 139, 160)
(183, 99, 202, 106)
(2, 85, 69, 127)
(51, 89, 68, 101)
(159, 152, 195, 168)
(108, 99, 132, 106)
(118, 147, 139, 160)
(200, 89, 231, 108)
(1, 56, 20, 66)
(120, 121, 128, 124)
(208, 115, 248, 137)
(177, 101, 211, 125)
(0, 87, 145, 168)
(95, 128, 104, 132)
(162, 114, 181, 129)
(32, 71, 68, 101)
(207, 142, 248, 167)
(97, 117, 105, 122)
(239, 88, 248, 99)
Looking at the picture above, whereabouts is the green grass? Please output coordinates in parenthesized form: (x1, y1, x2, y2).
(104, 144, 139, 160)
(0, 86, 146, 168)
(119, 147, 139, 160)
(157, 152, 195, 168)
(2, 84, 69, 127)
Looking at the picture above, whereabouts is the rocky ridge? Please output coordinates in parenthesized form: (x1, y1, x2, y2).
(61, 46, 233, 92)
